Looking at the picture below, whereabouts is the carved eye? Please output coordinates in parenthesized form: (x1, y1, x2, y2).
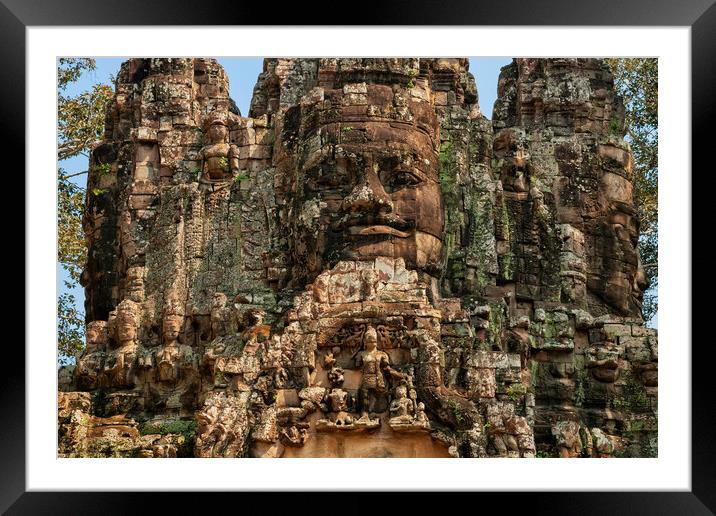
(386, 170, 421, 191)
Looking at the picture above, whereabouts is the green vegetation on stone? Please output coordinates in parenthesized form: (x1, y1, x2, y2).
(610, 370, 649, 412)
(448, 399, 465, 426)
(140, 419, 197, 438)
(573, 366, 587, 407)
(92, 162, 113, 176)
(506, 383, 526, 402)
(140, 419, 198, 457)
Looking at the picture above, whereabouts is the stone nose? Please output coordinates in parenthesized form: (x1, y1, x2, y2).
(341, 164, 394, 214)
(634, 251, 649, 291)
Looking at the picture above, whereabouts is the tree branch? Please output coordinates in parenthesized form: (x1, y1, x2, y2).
(59, 170, 88, 180)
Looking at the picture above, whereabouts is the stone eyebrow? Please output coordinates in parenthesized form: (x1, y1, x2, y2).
(377, 156, 437, 181)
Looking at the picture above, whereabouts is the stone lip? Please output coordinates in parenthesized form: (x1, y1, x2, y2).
(349, 225, 411, 238)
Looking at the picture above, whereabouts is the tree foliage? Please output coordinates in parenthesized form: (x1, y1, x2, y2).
(57, 58, 113, 363)
(58, 168, 86, 284)
(605, 58, 658, 323)
(58, 58, 114, 162)
(58, 292, 85, 364)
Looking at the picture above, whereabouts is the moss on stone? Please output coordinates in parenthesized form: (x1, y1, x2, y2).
(610, 370, 649, 412)
(506, 383, 526, 402)
(486, 302, 507, 350)
(140, 419, 196, 437)
(573, 367, 587, 407)
(140, 419, 198, 456)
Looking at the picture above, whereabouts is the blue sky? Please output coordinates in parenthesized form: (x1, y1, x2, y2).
(58, 57, 656, 330)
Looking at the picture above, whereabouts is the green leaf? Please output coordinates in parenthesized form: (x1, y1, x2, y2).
(58, 292, 85, 363)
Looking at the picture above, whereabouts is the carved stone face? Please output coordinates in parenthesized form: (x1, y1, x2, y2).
(596, 164, 648, 315)
(286, 88, 444, 280)
(363, 326, 378, 352)
(116, 303, 138, 344)
(206, 123, 228, 144)
(163, 315, 183, 343)
(395, 384, 407, 399)
(125, 266, 145, 301)
(86, 321, 108, 353)
(602, 204, 645, 313)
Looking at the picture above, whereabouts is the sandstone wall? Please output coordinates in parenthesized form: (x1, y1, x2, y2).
(59, 57, 657, 459)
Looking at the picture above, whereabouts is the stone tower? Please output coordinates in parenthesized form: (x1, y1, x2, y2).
(59, 58, 657, 459)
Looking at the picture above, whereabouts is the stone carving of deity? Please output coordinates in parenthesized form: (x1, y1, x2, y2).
(389, 383, 414, 423)
(354, 325, 405, 422)
(156, 307, 196, 386)
(76, 320, 109, 390)
(199, 114, 239, 183)
(104, 300, 140, 388)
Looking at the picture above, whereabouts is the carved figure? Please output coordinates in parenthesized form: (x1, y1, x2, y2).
(279, 425, 309, 447)
(327, 366, 345, 387)
(354, 325, 405, 422)
(325, 388, 353, 426)
(75, 321, 109, 390)
(199, 113, 239, 183)
(195, 392, 250, 457)
(389, 383, 414, 422)
(157, 313, 183, 383)
(104, 300, 139, 388)
(552, 420, 583, 458)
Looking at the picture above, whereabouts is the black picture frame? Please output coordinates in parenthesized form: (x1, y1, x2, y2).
(7, 1, 711, 513)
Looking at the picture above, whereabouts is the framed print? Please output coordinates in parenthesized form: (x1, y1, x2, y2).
(7, 0, 712, 513)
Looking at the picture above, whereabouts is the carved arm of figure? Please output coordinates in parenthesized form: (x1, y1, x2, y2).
(405, 397, 415, 416)
(228, 144, 240, 176)
(386, 366, 407, 381)
(138, 351, 154, 369)
(380, 352, 406, 382)
(199, 146, 209, 179)
(389, 397, 401, 415)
